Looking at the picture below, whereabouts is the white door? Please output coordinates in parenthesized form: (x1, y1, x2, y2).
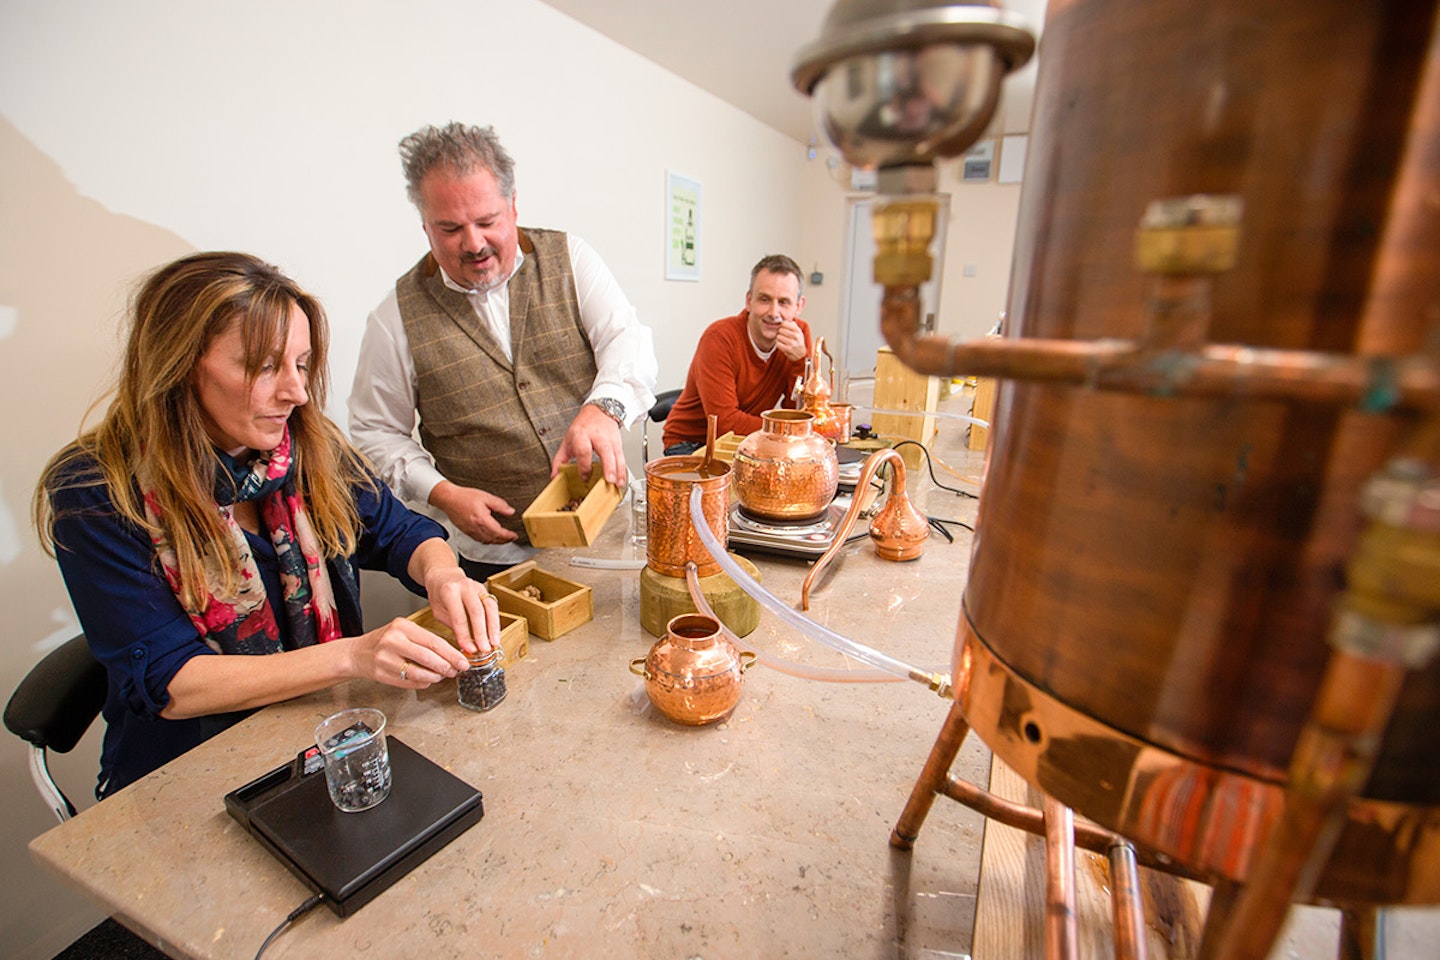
(839, 196, 949, 380)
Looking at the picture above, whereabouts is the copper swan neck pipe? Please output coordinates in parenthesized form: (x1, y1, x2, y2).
(800, 448, 927, 610)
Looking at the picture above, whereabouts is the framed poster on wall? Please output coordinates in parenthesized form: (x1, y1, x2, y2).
(666, 172, 701, 281)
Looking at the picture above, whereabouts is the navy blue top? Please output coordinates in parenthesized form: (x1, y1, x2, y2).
(49, 459, 446, 799)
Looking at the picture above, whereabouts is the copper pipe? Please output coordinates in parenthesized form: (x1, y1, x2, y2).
(1202, 413, 1440, 957)
(1107, 840, 1149, 960)
(1043, 796, 1079, 960)
(1338, 906, 1381, 960)
(1198, 650, 1410, 960)
(891, 698, 972, 850)
(879, 286, 1440, 412)
(1195, 881, 1240, 960)
(801, 448, 924, 609)
(937, 773, 1205, 879)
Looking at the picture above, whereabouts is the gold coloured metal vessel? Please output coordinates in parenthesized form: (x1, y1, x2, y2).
(629, 613, 757, 726)
(731, 410, 839, 522)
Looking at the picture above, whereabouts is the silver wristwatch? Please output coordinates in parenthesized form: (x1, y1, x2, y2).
(588, 397, 626, 426)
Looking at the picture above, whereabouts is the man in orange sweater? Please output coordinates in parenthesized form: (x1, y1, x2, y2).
(661, 254, 812, 455)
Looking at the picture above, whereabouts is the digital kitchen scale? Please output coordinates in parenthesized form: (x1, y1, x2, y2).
(225, 736, 484, 917)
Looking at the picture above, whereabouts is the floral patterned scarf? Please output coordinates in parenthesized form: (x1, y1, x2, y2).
(141, 427, 342, 655)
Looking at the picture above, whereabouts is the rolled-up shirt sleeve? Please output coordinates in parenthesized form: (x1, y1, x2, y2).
(568, 235, 657, 426)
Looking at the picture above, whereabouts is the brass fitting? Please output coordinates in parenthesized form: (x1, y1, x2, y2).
(1331, 458, 1440, 667)
(873, 197, 939, 286)
(1134, 194, 1243, 275)
(910, 669, 953, 700)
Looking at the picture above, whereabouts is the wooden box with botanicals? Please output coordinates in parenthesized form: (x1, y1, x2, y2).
(521, 464, 624, 547)
(486, 561, 593, 640)
(407, 606, 530, 663)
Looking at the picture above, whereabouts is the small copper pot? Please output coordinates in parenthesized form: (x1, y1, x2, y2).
(629, 613, 757, 726)
(826, 403, 854, 443)
(644, 455, 730, 577)
(732, 410, 839, 521)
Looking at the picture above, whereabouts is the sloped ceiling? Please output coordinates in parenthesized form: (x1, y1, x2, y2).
(540, 0, 1048, 147)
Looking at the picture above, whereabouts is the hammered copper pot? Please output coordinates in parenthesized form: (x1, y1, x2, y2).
(731, 410, 839, 521)
(629, 613, 757, 726)
(643, 455, 730, 577)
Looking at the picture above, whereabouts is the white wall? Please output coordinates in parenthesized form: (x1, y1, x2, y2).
(0, 1, 823, 955)
(0, 2, 1027, 956)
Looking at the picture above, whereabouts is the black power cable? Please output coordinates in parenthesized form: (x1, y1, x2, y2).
(254, 893, 324, 959)
(887, 440, 979, 500)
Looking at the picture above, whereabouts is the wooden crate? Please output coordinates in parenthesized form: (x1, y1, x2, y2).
(407, 605, 529, 663)
(521, 464, 624, 547)
(711, 431, 743, 462)
(871, 347, 940, 471)
(969, 376, 997, 451)
(486, 561, 593, 640)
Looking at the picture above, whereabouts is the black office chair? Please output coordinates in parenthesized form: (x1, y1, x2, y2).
(643, 388, 683, 463)
(4, 633, 106, 822)
(7, 637, 171, 960)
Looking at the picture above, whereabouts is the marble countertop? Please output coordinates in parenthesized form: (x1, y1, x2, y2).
(30, 454, 990, 959)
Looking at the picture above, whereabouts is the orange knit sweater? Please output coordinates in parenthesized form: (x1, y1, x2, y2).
(662, 310, 812, 447)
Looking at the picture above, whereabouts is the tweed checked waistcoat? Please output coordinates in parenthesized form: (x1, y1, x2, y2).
(396, 228, 597, 539)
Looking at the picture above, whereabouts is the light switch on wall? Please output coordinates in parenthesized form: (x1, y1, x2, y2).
(963, 263, 978, 277)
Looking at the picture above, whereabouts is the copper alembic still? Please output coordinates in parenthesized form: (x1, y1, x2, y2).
(800, 447, 930, 610)
(731, 408, 839, 522)
(789, 0, 1440, 958)
(794, 335, 854, 442)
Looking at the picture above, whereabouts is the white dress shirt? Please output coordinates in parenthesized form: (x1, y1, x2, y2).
(349, 233, 657, 564)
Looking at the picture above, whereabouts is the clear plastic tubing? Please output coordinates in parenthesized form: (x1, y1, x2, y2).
(682, 562, 901, 684)
(688, 485, 926, 683)
(570, 556, 648, 570)
(853, 404, 988, 429)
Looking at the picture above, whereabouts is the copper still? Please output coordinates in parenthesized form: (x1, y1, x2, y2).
(953, 0, 1440, 909)
(731, 410, 839, 521)
(793, 0, 1440, 955)
(801, 447, 929, 610)
(796, 336, 850, 442)
(629, 613, 757, 725)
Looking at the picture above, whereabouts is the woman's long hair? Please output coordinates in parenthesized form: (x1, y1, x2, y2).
(34, 252, 373, 609)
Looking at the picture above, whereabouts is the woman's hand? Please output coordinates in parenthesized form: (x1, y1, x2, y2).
(408, 538, 501, 656)
(423, 564, 502, 656)
(350, 617, 472, 689)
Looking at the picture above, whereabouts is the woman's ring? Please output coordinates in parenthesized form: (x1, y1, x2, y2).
(400, 659, 412, 681)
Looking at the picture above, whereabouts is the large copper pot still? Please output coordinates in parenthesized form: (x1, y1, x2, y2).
(793, 0, 1440, 954)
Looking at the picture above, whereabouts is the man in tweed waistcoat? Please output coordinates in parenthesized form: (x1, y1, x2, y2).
(350, 123, 657, 580)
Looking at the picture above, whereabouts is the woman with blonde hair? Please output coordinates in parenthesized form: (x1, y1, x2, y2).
(36, 251, 497, 798)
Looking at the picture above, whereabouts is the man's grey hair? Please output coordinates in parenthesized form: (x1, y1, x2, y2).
(398, 122, 516, 208)
(749, 254, 804, 298)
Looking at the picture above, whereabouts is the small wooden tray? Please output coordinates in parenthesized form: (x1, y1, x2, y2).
(711, 431, 743, 462)
(486, 561, 594, 640)
(408, 605, 529, 663)
(521, 464, 623, 547)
